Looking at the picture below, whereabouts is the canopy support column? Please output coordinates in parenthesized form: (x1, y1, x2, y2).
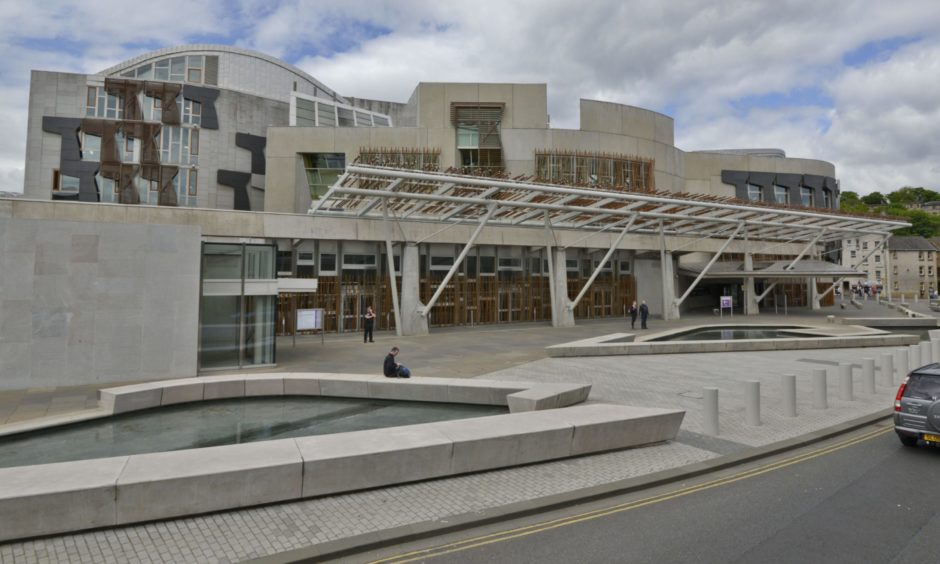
(382, 200, 403, 337)
(399, 243, 427, 336)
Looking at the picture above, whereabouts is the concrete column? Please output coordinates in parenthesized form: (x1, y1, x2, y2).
(782, 374, 797, 417)
(703, 387, 719, 436)
(551, 248, 575, 327)
(896, 348, 909, 381)
(910, 344, 921, 370)
(663, 251, 680, 321)
(862, 358, 876, 394)
(921, 341, 933, 365)
(809, 277, 820, 310)
(881, 353, 894, 386)
(813, 368, 828, 409)
(399, 243, 428, 336)
(932, 340, 940, 365)
(839, 362, 853, 401)
(742, 252, 758, 315)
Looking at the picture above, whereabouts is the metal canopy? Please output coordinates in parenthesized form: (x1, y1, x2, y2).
(679, 260, 868, 279)
(310, 164, 910, 243)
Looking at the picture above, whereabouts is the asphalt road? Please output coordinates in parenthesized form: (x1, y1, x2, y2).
(359, 423, 940, 564)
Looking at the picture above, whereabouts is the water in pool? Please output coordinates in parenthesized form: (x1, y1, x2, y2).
(650, 326, 805, 341)
(0, 397, 507, 468)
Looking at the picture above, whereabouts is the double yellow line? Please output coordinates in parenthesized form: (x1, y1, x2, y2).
(368, 425, 892, 563)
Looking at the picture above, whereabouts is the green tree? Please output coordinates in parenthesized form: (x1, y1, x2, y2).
(861, 191, 887, 205)
(839, 191, 869, 213)
(888, 186, 940, 206)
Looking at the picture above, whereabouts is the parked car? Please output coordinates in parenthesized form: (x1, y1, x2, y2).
(894, 364, 940, 447)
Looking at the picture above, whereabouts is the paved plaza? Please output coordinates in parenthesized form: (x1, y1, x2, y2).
(0, 302, 933, 563)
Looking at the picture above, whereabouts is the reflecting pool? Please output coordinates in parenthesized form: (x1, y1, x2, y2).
(0, 397, 507, 468)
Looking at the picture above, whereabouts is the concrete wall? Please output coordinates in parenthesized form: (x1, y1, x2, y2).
(0, 214, 200, 389)
(683, 151, 836, 199)
(634, 257, 669, 318)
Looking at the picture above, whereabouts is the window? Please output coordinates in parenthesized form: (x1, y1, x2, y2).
(479, 256, 496, 274)
(919, 252, 925, 261)
(919, 266, 924, 276)
(337, 107, 355, 127)
(862, 241, 869, 250)
(52, 170, 80, 193)
(169, 57, 186, 82)
(876, 271, 881, 281)
(454, 104, 503, 173)
(319, 253, 337, 272)
(619, 260, 631, 273)
(317, 102, 336, 127)
(773, 185, 788, 205)
(303, 153, 346, 200)
(430, 256, 455, 268)
(850, 250, 857, 259)
(875, 255, 880, 263)
(297, 252, 314, 261)
(800, 186, 815, 207)
(498, 257, 523, 270)
(160, 126, 199, 165)
(182, 100, 201, 125)
(565, 259, 579, 271)
(80, 133, 101, 161)
(822, 188, 832, 208)
(85, 86, 123, 119)
(746, 183, 761, 201)
(343, 254, 376, 268)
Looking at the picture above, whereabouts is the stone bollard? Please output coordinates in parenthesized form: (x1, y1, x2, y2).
(897, 348, 910, 381)
(881, 353, 894, 386)
(921, 341, 933, 365)
(862, 358, 876, 394)
(813, 368, 828, 409)
(910, 344, 921, 370)
(839, 362, 854, 401)
(782, 374, 797, 417)
(745, 380, 761, 426)
(932, 340, 940, 365)
(704, 387, 719, 436)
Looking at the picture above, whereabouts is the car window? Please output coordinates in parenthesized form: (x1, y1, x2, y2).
(904, 373, 940, 400)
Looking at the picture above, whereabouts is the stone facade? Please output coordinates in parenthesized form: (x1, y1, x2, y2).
(0, 214, 200, 389)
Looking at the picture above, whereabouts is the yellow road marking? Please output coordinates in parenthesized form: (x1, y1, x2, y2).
(369, 426, 892, 563)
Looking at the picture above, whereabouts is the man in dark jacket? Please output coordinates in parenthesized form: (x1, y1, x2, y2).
(383, 346, 411, 378)
(639, 301, 650, 329)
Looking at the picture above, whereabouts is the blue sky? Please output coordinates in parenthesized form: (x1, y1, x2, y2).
(1, 0, 939, 194)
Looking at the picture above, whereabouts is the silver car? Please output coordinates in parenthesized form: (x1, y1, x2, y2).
(894, 364, 940, 447)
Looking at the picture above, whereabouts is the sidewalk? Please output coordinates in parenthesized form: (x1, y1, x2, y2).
(0, 308, 920, 563)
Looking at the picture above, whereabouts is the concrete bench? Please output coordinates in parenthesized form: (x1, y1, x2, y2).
(0, 402, 683, 542)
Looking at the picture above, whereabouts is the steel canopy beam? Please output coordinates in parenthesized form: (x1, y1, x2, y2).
(674, 222, 745, 309)
(569, 215, 638, 309)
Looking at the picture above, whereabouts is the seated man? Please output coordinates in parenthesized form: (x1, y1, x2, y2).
(383, 346, 411, 378)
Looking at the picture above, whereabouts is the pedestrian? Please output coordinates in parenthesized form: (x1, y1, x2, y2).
(363, 306, 375, 343)
(628, 300, 638, 330)
(639, 300, 649, 329)
(383, 346, 411, 378)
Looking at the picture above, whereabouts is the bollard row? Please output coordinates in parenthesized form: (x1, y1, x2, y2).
(701, 354, 907, 437)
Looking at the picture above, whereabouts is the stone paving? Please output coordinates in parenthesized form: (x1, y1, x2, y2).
(0, 305, 931, 563)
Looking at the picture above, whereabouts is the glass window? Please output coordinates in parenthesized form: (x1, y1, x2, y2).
(190, 129, 199, 156)
(355, 111, 372, 127)
(320, 253, 337, 272)
(875, 255, 880, 263)
(317, 103, 336, 127)
(498, 257, 522, 270)
(187, 68, 202, 83)
(154, 59, 170, 81)
(430, 256, 455, 267)
(850, 250, 856, 258)
(203, 244, 243, 279)
(800, 186, 815, 207)
(822, 188, 832, 208)
(480, 256, 496, 274)
(244, 245, 275, 279)
(457, 126, 479, 148)
(169, 57, 186, 81)
(343, 254, 377, 267)
(58, 174, 80, 192)
(86, 87, 97, 116)
(337, 107, 355, 127)
(81, 134, 101, 161)
(746, 183, 761, 201)
(303, 153, 346, 200)
(373, 115, 390, 126)
(773, 185, 788, 205)
(135, 63, 152, 79)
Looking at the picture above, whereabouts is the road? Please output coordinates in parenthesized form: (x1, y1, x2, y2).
(355, 422, 940, 564)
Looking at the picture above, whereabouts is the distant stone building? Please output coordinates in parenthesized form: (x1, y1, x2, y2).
(887, 236, 936, 298)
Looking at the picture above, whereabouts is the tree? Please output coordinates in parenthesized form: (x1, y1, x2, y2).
(888, 186, 940, 206)
(839, 191, 869, 213)
(861, 191, 887, 205)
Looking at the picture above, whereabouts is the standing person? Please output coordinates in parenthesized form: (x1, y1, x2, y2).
(383, 346, 411, 378)
(363, 306, 375, 343)
(628, 300, 638, 330)
(639, 300, 650, 330)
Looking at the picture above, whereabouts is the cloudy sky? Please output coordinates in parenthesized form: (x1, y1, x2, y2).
(1, 0, 939, 195)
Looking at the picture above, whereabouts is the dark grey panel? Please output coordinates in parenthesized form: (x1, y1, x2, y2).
(721, 170, 750, 200)
(42, 116, 100, 202)
(182, 85, 220, 130)
(235, 133, 267, 175)
(722, 169, 839, 210)
(217, 170, 251, 211)
(204, 56, 219, 86)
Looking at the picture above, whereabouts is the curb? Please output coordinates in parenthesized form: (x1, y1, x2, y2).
(245, 408, 894, 563)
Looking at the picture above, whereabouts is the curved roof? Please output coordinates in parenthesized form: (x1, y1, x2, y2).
(97, 44, 344, 102)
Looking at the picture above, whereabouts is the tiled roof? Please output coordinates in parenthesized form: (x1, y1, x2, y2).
(888, 236, 936, 251)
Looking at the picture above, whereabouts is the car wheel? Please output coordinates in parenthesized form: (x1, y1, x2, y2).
(898, 434, 919, 447)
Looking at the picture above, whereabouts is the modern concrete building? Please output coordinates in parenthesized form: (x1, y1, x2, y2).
(4, 44, 909, 388)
